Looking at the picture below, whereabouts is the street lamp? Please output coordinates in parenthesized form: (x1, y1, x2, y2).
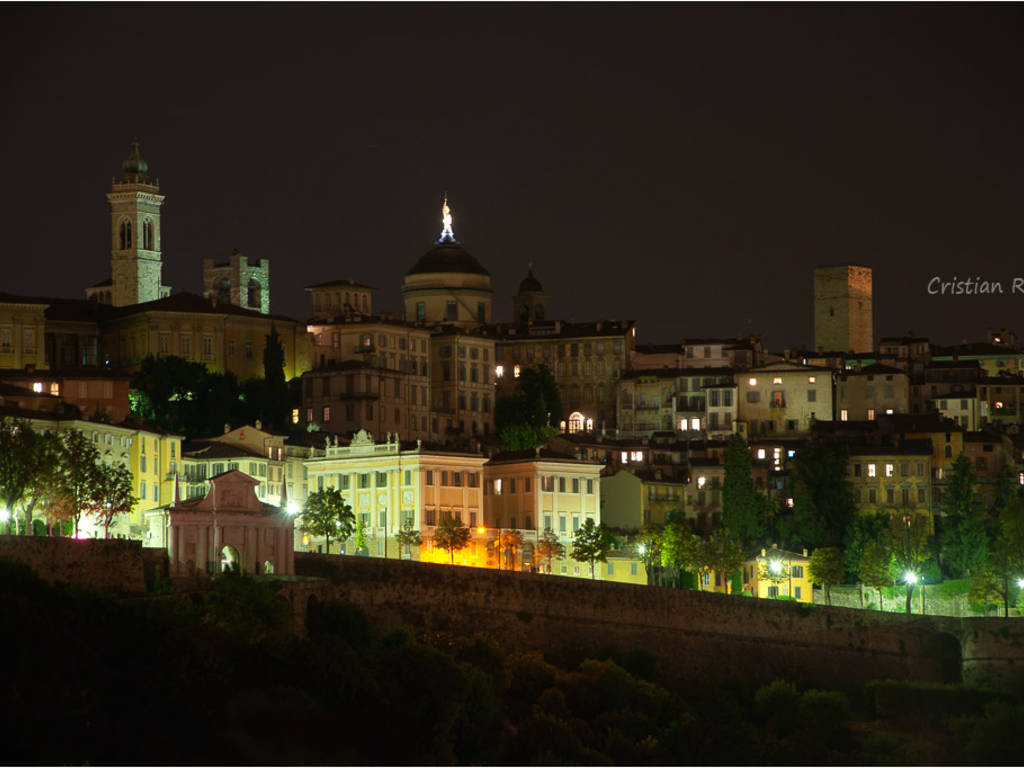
(1017, 577, 1024, 590)
(904, 571, 918, 585)
(285, 502, 298, 516)
(0, 507, 9, 535)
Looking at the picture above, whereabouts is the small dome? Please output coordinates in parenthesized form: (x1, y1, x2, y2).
(406, 242, 490, 277)
(519, 267, 543, 293)
(121, 138, 150, 182)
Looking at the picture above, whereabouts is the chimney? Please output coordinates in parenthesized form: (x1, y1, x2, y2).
(224, 423, 230, 434)
(255, 419, 262, 430)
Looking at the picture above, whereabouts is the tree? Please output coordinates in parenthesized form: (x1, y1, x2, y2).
(535, 528, 565, 574)
(499, 529, 524, 570)
(722, 436, 765, 547)
(991, 459, 1017, 514)
(970, 499, 1024, 616)
(883, 512, 932, 614)
(395, 519, 423, 559)
(354, 520, 370, 557)
(498, 423, 558, 452)
(660, 519, 702, 588)
(495, 364, 563, 437)
(635, 523, 664, 585)
(759, 554, 792, 597)
(0, 418, 58, 534)
(300, 489, 355, 554)
(434, 515, 472, 565)
(859, 539, 893, 610)
(940, 454, 988, 578)
(571, 518, 613, 579)
(808, 546, 845, 605)
(844, 513, 885, 586)
(787, 441, 856, 549)
(261, 323, 289, 433)
(54, 430, 104, 537)
(87, 462, 137, 538)
(703, 528, 746, 594)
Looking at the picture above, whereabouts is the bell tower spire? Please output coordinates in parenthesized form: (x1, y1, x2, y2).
(107, 138, 169, 306)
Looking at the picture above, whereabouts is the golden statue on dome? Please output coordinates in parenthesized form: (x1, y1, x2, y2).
(439, 195, 455, 242)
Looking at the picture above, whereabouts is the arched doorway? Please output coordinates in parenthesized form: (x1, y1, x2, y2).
(220, 545, 240, 573)
(568, 411, 586, 433)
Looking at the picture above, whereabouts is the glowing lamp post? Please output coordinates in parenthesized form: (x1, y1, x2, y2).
(285, 502, 298, 516)
(0, 507, 10, 535)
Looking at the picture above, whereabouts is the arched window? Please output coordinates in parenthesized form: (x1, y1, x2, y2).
(248, 279, 261, 308)
(568, 411, 586, 433)
(217, 279, 231, 304)
(142, 219, 154, 249)
(520, 304, 530, 322)
(119, 219, 132, 249)
(534, 304, 545, 321)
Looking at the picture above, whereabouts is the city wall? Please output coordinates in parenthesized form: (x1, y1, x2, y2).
(0, 536, 146, 596)
(291, 554, 1024, 690)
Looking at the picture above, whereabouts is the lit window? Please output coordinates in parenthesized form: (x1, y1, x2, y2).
(49, 382, 59, 396)
(32, 382, 42, 393)
(756, 448, 766, 459)
(786, 497, 794, 508)
(697, 476, 706, 489)
(513, 365, 521, 378)
(808, 376, 816, 383)
(690, 418, 700, 430)
(495, 365, 504, 378)
(773, 377, 783, 384)
(867, 463, 877, 477)
(787, 449, 795, 458)
(679, 419, 687, 431)
(840, 409, 849, 421)
(494, 478, 502, 495)
(885, 409, 894, 415)
(748, 377, 757, 386)
(995, 401, 1004, 409)
(885, 463, 895, 477)
(291, 409, 299, 425)
(1019, 472, 1024, 486)
(867, 408, 876, 420)
(630, 451, 644, 462)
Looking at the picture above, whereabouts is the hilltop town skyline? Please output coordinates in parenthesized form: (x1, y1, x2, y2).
(3, 4, 1023, 348)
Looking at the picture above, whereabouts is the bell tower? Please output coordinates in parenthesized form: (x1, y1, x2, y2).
(107, 139, 168, 306)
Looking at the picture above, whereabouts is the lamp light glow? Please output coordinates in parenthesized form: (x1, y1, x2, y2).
(286, 502, 299, 516)
(770, 560, 782, 575)
(904, 571, 918, 585)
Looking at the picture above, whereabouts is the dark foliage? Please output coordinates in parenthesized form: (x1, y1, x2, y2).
(2, 560, 1021, 766)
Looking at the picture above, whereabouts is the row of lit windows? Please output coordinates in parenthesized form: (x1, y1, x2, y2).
(839, 408, 895, 421)
(747, 375, 818, 386)
(851, 461, 928, 478)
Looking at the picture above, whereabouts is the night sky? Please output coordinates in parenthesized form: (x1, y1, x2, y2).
(3, 4, 1022, 349)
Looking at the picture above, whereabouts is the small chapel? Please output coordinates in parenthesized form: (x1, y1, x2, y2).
(166, 470, 295, 576)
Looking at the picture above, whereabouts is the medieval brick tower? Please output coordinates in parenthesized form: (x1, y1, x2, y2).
(813, 265, 873, 353)
(202, 249, 271, 314)
(106, 139, 169, 306)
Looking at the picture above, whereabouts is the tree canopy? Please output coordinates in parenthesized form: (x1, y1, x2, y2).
(939, 454, 988, 578)
(722, 436, 766, 547)
(571, 518, 614, 579)
(434, 515, 472, 564)
(301, 489, 355, 554)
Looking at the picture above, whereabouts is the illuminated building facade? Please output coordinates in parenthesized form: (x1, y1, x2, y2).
(736, 361, 834, 439)
(202, 249, 270, 314)
(813, 264, 873, 354)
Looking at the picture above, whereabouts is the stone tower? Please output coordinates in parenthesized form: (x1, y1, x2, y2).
(107, 139, 169, 307)
(202, 249, 271, 314)
(512, 265, 547, 322)
(813, 265, 873, 353)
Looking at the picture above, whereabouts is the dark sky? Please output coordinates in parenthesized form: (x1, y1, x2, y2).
(3, 3, 1022, 349)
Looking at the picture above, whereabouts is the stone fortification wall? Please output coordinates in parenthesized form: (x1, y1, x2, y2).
(0, 537, 145, 596)
(295, 554, 970, 689)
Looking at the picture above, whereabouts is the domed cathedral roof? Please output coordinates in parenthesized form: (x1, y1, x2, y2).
(518, 265, 543, 293)
(120, 137, 151, 183)
(401, 197, 494, 326)
(406, 242, 491, 277)
(405, 196, 490, 276)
